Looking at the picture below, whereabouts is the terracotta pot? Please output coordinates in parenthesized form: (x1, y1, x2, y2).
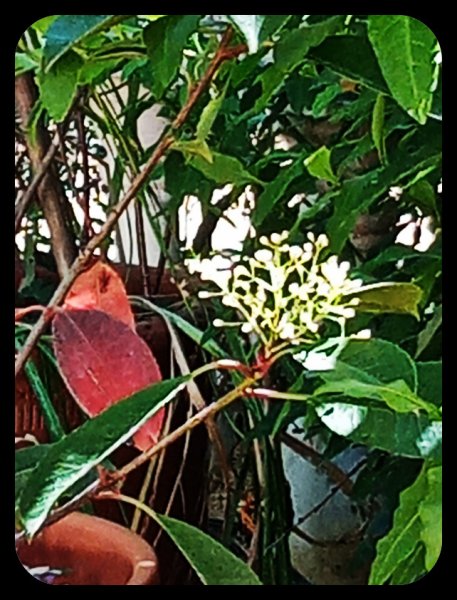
(16, 512, 159, 585)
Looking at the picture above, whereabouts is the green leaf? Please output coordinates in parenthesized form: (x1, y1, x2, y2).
(144, 15, 201, 98)
(369, 464, 441, 584)
(327, 338, 418, 392)
(346, 282, 423, 319)
(389, 543, 426, 584)
(18, 376, 188, 538)
(186, 151, 262, 186)
(15, 53, 39, 76)
(368, 16, 438, 124)
(304, 146, 338, 184)
(43, 15, 129, 71)
(38, 51, 83, 122)
(372, 94, 387, 164)
(316, 402, 441, 460)
(173, 139, 214, 164)
(252, 16, 344, 113)
(229, 15, 265, 54)
(419, 465, 442, 570)
(311, 83, 341, 117)
(315, 378, 438, 417)
(406, 179, 438, 218)
(415, 302, 442, 359)
(196, 86, 227, 142)
(78, 58, 122, 85)
(416, 361, 442, 407)
(152, 512, 262, 584)
(253, 152, 307, 227)
(309, 35, 389, 94)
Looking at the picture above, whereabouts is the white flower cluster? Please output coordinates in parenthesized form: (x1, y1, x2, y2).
(198, 231, 363, 355)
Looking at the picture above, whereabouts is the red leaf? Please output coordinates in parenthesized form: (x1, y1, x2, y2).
(64, 261, 135, 330)
(53, 309, 164, 451)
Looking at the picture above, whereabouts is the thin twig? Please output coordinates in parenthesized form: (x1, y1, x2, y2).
(76, 108, 94, 243)
(15, 27, 240, 378)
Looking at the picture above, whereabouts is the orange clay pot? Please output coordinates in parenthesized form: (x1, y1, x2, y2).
(16, 512, 159, 585)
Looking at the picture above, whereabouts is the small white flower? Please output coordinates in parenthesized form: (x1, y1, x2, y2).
(222, 294, 239, 307)
(303, 351, 336, 371)
(317, 233, 329, 248)
(213, 319, 225, 327)
(289, 282, 299, 294)
(321, 256, 351, 287)
(307, 232, 315, 242)
(342, 307, 356, 319)
(303, 242, 313, 254)
(254, 249, 273, 263)
(289, 245, 303, 259)
(270, 232, 283, 244)
(233, 265, 250, 278)
(279, 322, 296, 340)
(241, 323, 253, 333)
(198, 291, 212, 298)
(259, 235, 269, 245)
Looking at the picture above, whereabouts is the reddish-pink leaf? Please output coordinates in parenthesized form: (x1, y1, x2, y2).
(53, 309, 164, 451)
(64, 261, 135, 330)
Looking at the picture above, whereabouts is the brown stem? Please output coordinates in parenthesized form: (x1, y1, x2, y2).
(16, 376, 257, 542)
(15, 27, 238, 378)
(15, 73, 78, 276)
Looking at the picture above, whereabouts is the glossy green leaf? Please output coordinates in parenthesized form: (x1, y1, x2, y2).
(252, 16, 344, 113)
(326, 338, 418, 392)
(78, 58, 122, 85)
(369, 464, 441, 584)
(311, 83, 341, 117)
(368, 16, 438, 124)
(144, 15, 201, 98)
(18, 376, 188, 538)
(316, 402, 441, 460)
(38, 51, 83, 122)
(304, 146, 338, 184)
(187, 152, 262, 186)
(416, 361, 442, 407)
(152, 512, 262, 584)
(419, 465, 442, 570)
(229, 15, 265, 54)
(43, 15, 129, 71)
(314, 378, 438, 417)
(372, 94, 387, 164)
(406, 179, 438, 218)
(253, 153, 308, 226)
(345, 282, 423, 319)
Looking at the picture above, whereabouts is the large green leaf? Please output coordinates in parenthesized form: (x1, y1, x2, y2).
(152, 512, 262, 584)
(144, 15, 201, 98)
(18, 376, 188, 538)
(252, 16, 344, 113)
(314, 378, 438, 417)
(253, 152, 308, 226)
(345, 282, 423, 319)
(15, 53, 39, 76)
(368, 16, 438, 124)
(322, 338, 418, 392)
(187, 151, 263, 186)
(315, 402, 441, 460)
(229, 15, 265, 54)
(419, 465, 442, 570)
(389, 543, 426, 585)
(309, 35, 389, 94)
(38, 51, 83, 122)
(43, 15, 130, 71)
(369, 464, 441, 584)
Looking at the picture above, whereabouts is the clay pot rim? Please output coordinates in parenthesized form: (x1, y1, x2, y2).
(17, 511, 159, 585)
